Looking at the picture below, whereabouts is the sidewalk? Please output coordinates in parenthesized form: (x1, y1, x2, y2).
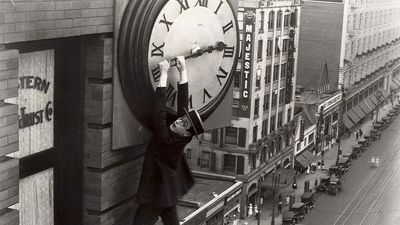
(241, 99, 399, 225)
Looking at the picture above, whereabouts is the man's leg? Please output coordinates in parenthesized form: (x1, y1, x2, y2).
(133, 204, 162, 225)
(160, 206, 179, 225)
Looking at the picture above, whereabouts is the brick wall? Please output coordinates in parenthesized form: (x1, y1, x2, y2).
(0, 49, 20, 224)
(83, 37, 145, 225)
(0, 0, 114, 44)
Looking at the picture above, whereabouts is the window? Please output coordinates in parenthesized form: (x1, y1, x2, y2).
(275, 38, 280, 54)
(257, 40, 263, 60)
(279, 88, 285, 105)
(309, 132, 314, 144)
(276, 11, 282, 28)
(282, 39, 288, 52)
(284, 14, 290, 27)
(185, 148, 191, 163)
(253, 125, 258, 142)
(223, 154, 236, 173)
(200, 151, 210, 167)
(225, 127, 238, 145)
(260, 11, 265, 32)
(256, 68, 261, 88)
(270, 115, 276, 132)
(296, 142, 301, 151)
(273, 65, 279, 81)
(281, 63, 287, 78)
(254, 98, 260, 118)
(223, 154, 245, 174)
(202, 130, 213, 142)
(267, 40, 273, 56)
(268, 11, 275, 29)
(234, 71, 240, 88)
(262, 119, 268, 137)
(272, 92, 277, 107)
(287, 108, 292, 123)
(265, 65, 271, 84)
(264, 94, 269, 111)
(278, 111, 283, 128)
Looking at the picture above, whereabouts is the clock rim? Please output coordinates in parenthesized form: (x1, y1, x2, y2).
(118, 0, 239, 130)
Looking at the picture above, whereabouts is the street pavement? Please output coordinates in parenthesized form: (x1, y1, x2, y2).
(241, 99, 399, 225)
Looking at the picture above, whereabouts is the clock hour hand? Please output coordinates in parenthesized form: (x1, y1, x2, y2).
(169, 41, 227, 67)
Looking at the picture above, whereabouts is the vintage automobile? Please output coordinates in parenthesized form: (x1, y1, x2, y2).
(327, 177, 343, 195)
(300, 192, 316, 213)
(316, 175, 331, 192)
(282, 211, 297, 225)
(328, 166, 345, 178)
(290, 202, 306, 221)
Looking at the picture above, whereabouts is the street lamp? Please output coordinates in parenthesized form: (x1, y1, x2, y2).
(271, 170, 281, 225)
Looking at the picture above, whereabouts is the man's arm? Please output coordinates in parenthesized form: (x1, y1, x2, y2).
(153, 60, 172, 143)
(176, 56, 189, 116)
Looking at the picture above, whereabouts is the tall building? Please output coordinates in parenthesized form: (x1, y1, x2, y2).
(186, 0, 301, 218)
(297, 0, 400, 129)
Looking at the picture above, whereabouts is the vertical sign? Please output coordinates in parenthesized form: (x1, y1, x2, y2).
(285, 29, 295, 104)
(238, 8, 256, 118)
(8, 50, 55, 225)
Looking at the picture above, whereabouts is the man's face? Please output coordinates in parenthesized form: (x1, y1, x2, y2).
(170, 114, 193, 137)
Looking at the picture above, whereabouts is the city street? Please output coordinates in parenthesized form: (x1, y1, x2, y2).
(304, 105, 400, 225)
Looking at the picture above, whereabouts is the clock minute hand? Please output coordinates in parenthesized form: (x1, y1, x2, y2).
(169, 42, 227, 67)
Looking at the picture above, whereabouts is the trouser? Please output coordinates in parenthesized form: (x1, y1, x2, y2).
(133, 204, 179, 225)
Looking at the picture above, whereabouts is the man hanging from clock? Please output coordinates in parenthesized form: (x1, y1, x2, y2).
(133, 56, 205, 225)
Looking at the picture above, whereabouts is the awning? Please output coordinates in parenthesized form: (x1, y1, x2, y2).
(295, 155, 309, 168)
(302, 150, 317, 164)
(364, 96, 377, 108)
(370, 95, 379, 105)
(359, 100, 372, 114)
(353, 105, 366, 118)
(343, 115, 355, 129)
(261, 168, 295, 190)
(346, 110, 361, 124)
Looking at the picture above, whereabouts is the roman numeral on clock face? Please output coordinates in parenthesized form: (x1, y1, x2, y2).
(151, 42, 165, 57)
(151, 67, 161, 82)
(223, 46, 234, 58)
(214, 0, 224, 14)
(203, 88, 212, 103)
(222, 20, 233, 34)
(159, 14, 173, 31)
(195, 0, 208, 7)
(176, 0, 190, 13)
(166, 83, 177, 106)
(216, 66, 228, 86)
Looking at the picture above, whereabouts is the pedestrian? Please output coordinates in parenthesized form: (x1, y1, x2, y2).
(306, 164, 310, 174)
(359, 128, 363, 138)
(391, 97, 393, 106)
(356, 132, 359, 140)
(133, 57, 206, 225)
(314, 177, 318, 188)
(278, 200, 283, 214)
(321, 160, 325, 170)
(371, 110, 375, 120)
(313, 163, 317, 173)
(286, 195, 290, 205)
(292, 180, 297, 190)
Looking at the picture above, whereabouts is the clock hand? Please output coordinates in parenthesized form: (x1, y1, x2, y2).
(169, 41, 227, 67)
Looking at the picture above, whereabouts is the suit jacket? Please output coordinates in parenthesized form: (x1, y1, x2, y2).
(136, 82, 195, 207)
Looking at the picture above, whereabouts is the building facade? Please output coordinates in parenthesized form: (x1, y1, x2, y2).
(297, 0, 400, 130)
(186, 0, 301, 219)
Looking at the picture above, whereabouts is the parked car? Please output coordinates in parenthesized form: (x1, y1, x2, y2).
(282, 211, 297, 225)
(327, 177, 342, 195)
(301, 192, 316, 213)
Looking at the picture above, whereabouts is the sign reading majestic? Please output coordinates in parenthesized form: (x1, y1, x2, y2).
(238, 8, 255, 118)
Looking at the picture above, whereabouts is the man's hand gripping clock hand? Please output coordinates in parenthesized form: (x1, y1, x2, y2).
(158, 56, 187, 87)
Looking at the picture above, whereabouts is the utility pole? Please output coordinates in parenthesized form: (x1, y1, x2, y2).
(257, 177, 261, 225)
(336, 86, 345, 165)
(270, 171, 281, 225)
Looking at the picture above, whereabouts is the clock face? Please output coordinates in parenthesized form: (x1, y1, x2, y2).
(147, 0, 238, 112)
(118, 0, 239, 129)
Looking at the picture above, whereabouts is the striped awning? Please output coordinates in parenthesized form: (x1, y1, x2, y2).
(346, 109, 361, 124)
(364, 96, 377, 108)
(370, 95, 379, 105)
(353, 105, 366, 118)
(359, 100, 372, 114)
(343, 115, 355, 129)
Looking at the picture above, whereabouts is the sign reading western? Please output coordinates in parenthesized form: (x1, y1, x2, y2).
(285, 29, 295, 104)
(239, 8, 255, 118)
(18, 50, 54, 157)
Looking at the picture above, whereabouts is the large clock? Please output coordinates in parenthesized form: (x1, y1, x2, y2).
(118, 0, 239, 129)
